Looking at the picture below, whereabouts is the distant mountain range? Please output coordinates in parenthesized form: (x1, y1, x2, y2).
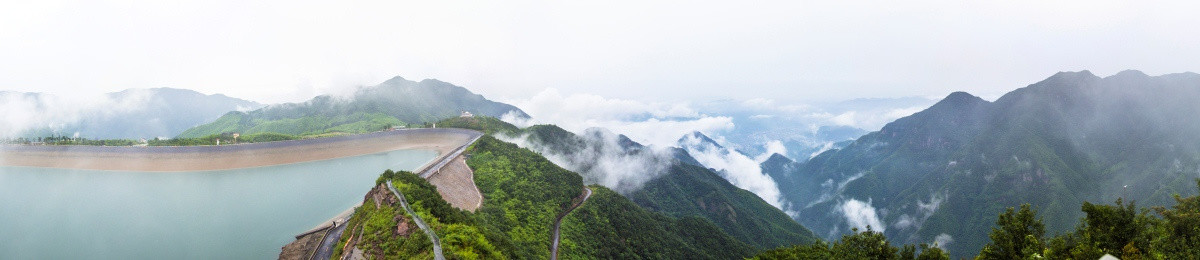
(179, 76, 528, 138)
(768, 70, 1200, 257)
(696, 96, 934, 161)
(2, 88, 261, 139)
(11, 70, 1198, 258)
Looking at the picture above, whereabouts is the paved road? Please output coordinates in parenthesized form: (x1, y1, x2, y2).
(387, 180, 445, 260)
(309, 129, 479, 260)
(419, 134, 482, 178)
(310, 215, 353, 260)
(550, 187, 593, 260)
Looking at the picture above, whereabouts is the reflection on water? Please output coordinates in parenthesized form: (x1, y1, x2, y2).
(0, 149, 437, 259)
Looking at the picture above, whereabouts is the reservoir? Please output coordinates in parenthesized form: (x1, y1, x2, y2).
(0, 148, 438, 259)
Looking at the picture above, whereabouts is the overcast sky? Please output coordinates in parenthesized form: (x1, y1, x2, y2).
(2, 0, 1198, 104)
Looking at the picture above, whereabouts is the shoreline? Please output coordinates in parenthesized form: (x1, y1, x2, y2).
(0, 128, 481, 172)
(299, 201, 363, 237)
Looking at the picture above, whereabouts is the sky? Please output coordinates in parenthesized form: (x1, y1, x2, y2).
(4, 0, 1198, 221)
(2, 0, 1199, 105)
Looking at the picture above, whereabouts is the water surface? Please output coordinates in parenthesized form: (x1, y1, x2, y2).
(0, 149, 437, 259)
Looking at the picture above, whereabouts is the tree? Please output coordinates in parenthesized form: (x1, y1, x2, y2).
(831, 227, 898, 259)
(977, 204, 1045, 259)
(1079, 198, 1153, 256)
(915, 244, 950, 260)
(1152, 179, 1200, 258)
(753, 227, 949, 260)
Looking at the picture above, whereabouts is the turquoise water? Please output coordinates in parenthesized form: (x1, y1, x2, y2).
(0, 149, 437, 259)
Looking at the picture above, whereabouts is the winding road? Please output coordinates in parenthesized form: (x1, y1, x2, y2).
(387, 180, 445, 260)
(296, 129, 481, 260)
(550, 186, 593, 260)
(309, 216, 352, 260)
(418, 134, 481, 178)
(385, 180, 446, 260)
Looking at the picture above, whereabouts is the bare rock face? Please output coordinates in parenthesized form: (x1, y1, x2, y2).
(278, 228, 327, 260)
(396, 220, 413, 236)
(365, 184, 399, 208)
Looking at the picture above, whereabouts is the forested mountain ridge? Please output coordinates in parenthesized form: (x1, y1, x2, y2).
(328, 120, 760, 259)
(179, 76, 527, 138)
(510, 124, 819, 249)
(773, 70, 1200, 257)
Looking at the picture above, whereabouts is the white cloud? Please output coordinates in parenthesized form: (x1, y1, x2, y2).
(841, 199, 885, 232)
(5, 1, 1199, 106)
(754, 140, 788, 163)
(934, 233, 954, 250)
(805, 171, 865, 209)
(809, 142, 836, 159)
(809, 105, 929, 130)
(740, 98, 776, 108)
(0, 90, 151, 138)
(918, 193, 946, 214)
(830, 111, 858, 127)
(892, 192, 948, 231)
(499, 110, 533, 128)
(680, 134, 787, 209)
(504, 88, 733, 147)
(894, 214, 916, 230)
(884, 106, 926, 121)
(497, 129, 672, 193)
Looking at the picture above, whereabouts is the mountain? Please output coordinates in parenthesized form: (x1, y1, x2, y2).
(3, 88, 261, 139)
(694, 96, 932, 162)
(512, 125, 819, 249)
(773, 70, 1200, 257)
(178, 77, 527, 138)
(327, 134, 757, 259)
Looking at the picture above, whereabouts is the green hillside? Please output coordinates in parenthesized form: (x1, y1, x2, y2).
(178, 76, 526, 138)
(516, 124, 819, 249)
(559, 185, 756, 259)
(775, 70, 1200, 257)
(756, 182, 1200, 259)
(334, 135, 758, 259)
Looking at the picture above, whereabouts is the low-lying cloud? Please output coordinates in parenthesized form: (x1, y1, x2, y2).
(497, 128, 673, 194)
(753, 140, 788, 163)
(840, 198, 885, 232)
(808, 106, 926, 130)
(806, 171, 866, 209)
(0, 90, 152, 138)
(504, 88, 734, 147)
(933, 233, 954, 250)
(893, 192, 947, 231)
(500, 90, 799, 209)
(680, 134, 788, 211)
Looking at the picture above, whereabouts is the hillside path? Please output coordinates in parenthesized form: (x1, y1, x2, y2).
(550, 186, 592, 260)
(386, 180, 445, 260)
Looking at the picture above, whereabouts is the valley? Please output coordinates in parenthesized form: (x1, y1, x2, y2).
(8, 3, 1200, 259)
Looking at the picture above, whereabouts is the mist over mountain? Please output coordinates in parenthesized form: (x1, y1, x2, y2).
(179, 76, 527, 138)
(771, 70, 1200, 257)
(690, 96, 934, 163)
(495, 124, 818, 249)
(501, 88, 934, 167)
(0, 88, 261, 139)
(677, 131, 790, 210)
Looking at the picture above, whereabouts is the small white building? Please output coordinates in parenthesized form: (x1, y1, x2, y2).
(460, 111, 474, 118)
